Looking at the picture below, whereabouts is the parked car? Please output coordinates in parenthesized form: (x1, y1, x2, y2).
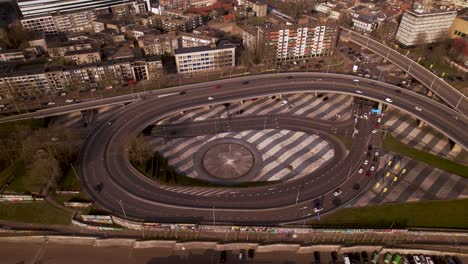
(220, 251, 227, 263)
(333, 188, 343, 197)
(314, 251, 321, 264)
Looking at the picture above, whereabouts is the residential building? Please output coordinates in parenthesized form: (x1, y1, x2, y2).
(150, 13, 203, 32)
(174, 44, 235, 74)
(47, 39, 94, 57)
(122, 24, 158, 38)
(351, 8, 387, 33)
(179, 32, 217, 48)
(187, 0, 217, 8)
(64, 49, 102, 64)
(20, 15, 58, 35)
(159, 0, 185, 9)
(238, 0, 267, 16)
(243, 23, 337, 63)
(395, 9, 457, 46)
(0, 57, 162, 99)
(138, 32, 218, 56)
(0, 50, 26, 62)
(314, 2, 340, 20)
(17, 0, 135, 18)
(448, 16, 468, 39)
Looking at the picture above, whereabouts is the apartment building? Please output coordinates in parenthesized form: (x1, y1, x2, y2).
(0, 57, 162, 98)
(447, 16, 468, 39)
(243, 23, 337, 63)
(0, 50, 26, 62)
(150, 13, 203, 32)
(138, 32, 218, 56)
(395, 9, 457, 46)
(64, 49, 102, 64)
(121, 24, 158, 38)
(174, 44, 235, 74)
(351, 8, 387, 33)
(238, 0, 267, 17)
(17, 0, 135, 18)
(47, 39, 94, 58)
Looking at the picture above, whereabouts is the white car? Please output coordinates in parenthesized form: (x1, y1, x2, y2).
(364, 159, 369, 165)
(66, 99, 74, 103)
(385, 98, 393, 103)
(414, 106, 422, 111)
(208, 96, 214, 101)
(281, 99, 288, 105)
(313, 205, 323, 213)
(333, 188, 342, 197)
(47, 101, 56, 105)
(370, 165, 375, 171)
(372, 129, 378, 134)
(356, 90, 363, 94)
(358, 168, 364, 174)
(60, 92, 67, 96)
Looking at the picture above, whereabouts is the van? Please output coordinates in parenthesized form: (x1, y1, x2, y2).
(344, 254, 351, 264)
(393, 254, 402, 264)
(384, 253, 392, 264)
(371, 252, 380, 264)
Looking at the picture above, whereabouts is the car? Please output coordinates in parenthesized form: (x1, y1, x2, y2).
(370, 165, 375, 171)
(452, 256, 462, 264)
(414, 106, 422, 111)
(372, 129, 378, 134)
(426, 257, 435, 264)
(314, 251, 321, 264)
(220, 251, 227, 263)
(208, 96, 214, 100)
(313, 204, 323, 213)
(451, 114, 459, 120)
(363, 113, 368, 119)
(315, 78, 323, 81)
(356, 90, 363, 94)
(366, 171, 372, 177)
(47, 101, 56, 105)
(402, 168, 407, 174)
(395, 89, 402, 93)
(364, 159, 369, 165)
(65, 99, 74, 103)
(387, 160, 393, 166)
(419, 255, 427, 264)
(242, 81, 249, 85)
(248, 249, 255, 259)
(344, 254, 352, 264)
(179, 91, 186, 95)
(293, 61, 298, 65)
(375, 150, 380, 156)
(353, 79, 360, 83)
(358, 168, 364, 174)
(362, 252, 369, 264)
(239, 249, 245, 261)
(385, 98, 393, 103)
(402, 255, 410, 264)
(215, 85, 221, 89)
(107, 120, 114, 125)
(281, 99, 288, 105)
(377, 117, 382, 123)
(371, 252, 380, 264)
(60, 92, 67, 96)
(445, 256, 456, 264)
(407, 255, 415, 264)
(105, 85, 113, 89)
(333, 188, 343, 196)
(375, 124, 381, 129)
(332, 251, 338, 264)
(90, 88, 97, 92)
(287, 76, 294, 79)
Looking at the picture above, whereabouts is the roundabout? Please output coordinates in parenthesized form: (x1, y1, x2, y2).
(78, 72, 468, 225)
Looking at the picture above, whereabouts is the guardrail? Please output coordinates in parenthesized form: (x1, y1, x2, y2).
(340, 28, 468, 116)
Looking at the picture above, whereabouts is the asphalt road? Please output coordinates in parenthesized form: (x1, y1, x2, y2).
(76, 73, 468, 225)
(342, 28, 468, 115)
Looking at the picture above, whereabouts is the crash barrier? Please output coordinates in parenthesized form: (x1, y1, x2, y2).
(0, 235, 466, 256)
(0, 194, 44, 202)
(71, 219, 122, 231)
(63, 202, 93, 208)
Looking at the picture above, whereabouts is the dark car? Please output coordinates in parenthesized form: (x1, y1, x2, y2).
(248, 249, 255, 259)
(215, 85, 221, 89)
(395, 89, 402, 93)
(287, 76, 294, 79)
(314, 251, 321, 264)
(362, 251, 369, 264)
(179, 91, 186, 95)
(242, 81, 250, 85)
(452, 256, 462, 264)
(332, 251, 338, 264)
(220, 251, 227, 263)
(354, 252, 361, 263)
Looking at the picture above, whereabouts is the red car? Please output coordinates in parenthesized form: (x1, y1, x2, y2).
(215, 85, 221, 90)
(366, 171, 372, 177)
(375, 124, 380, 129)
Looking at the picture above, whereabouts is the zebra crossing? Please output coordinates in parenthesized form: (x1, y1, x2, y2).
(353, 153, 468, 207)
(157, 93, 353, 125)
(383, 109, 467, 163)
(149, 129, 334, 190)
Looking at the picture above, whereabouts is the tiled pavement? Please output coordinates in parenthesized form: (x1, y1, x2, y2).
(150, 129, 334, 184)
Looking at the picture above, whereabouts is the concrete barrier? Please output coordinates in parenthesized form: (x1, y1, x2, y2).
(94, 238, 135, 247)
(134, 240, 177, 249)
(297, 245, 342, 254)
(216, 243, 258, 251)
(47, 236, 96, 245)
(0, 236, 46, 243)
(256, 244, 301, 252)
(341, 245, 383, 253)
(176, 241, 218, 250)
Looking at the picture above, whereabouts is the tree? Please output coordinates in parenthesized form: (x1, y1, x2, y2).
(415, 32, 428, 47)
(448, 38, 468, 63)
(28, 154, 61, 194)
(129, 135, 152, 165)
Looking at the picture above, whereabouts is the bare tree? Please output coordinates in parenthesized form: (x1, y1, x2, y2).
(129, 135, 152, 165)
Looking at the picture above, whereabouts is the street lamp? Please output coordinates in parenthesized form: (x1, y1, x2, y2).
(119, 200, 127, 219)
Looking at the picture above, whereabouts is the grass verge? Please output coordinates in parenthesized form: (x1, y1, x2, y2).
(57, 165, 81, 191)
(383, 135, 468, 178)
(314, 199, 468, 229)
(0, 201, 72, 225)
(334, 134, 353, 150)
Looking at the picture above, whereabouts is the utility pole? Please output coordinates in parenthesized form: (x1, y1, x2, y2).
(212, 202, 216, 226)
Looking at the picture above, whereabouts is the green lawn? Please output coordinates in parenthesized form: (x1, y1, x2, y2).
(0, 201, 72, 225)
(0, 160, 26, 187)
(316, 199, 468, 229)
(383, 135, 468, 178)
(0, 119, 44, 134)
(6, 160, 47, 194)
(57, 165, 81, 191)
(334, 134, 353, 150)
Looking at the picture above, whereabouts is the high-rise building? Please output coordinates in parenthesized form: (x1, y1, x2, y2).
(17, 0, 136, 18)
(243, 22, 337, 64)
(395, 9, 457, 47)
